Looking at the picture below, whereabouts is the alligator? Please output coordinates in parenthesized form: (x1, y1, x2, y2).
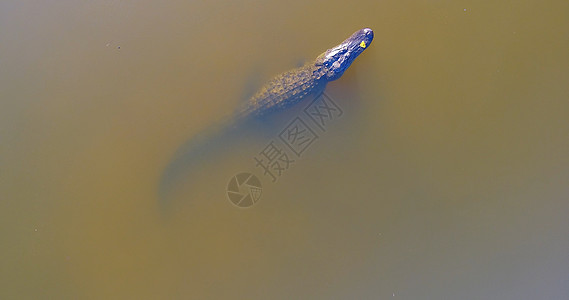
(238, 27, 374, 118)
(158, 28, 374, 201)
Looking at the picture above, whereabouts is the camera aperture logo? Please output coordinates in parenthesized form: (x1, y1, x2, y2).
(226, 173, 262, 208)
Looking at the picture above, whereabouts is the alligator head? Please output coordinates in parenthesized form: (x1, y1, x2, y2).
(316, 28, 374, 81)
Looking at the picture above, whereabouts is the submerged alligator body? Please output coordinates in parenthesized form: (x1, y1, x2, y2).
(159, 28, 374, 202)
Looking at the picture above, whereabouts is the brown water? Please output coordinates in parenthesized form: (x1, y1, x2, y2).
(2, 1, 568, 299)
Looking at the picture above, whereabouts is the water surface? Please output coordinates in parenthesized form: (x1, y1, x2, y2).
(1, 1, 568, 299)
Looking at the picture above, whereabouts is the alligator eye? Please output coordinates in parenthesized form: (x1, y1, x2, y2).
(360, 41, 366, 48)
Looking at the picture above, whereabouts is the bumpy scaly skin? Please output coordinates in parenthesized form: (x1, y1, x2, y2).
(239, 28, 374, 118)
(243, 63, 327, 117)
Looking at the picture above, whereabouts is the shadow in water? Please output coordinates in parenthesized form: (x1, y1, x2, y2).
(156, 93, 323, 210)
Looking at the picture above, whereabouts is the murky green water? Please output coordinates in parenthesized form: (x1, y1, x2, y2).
(2, 1, 568, 299)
